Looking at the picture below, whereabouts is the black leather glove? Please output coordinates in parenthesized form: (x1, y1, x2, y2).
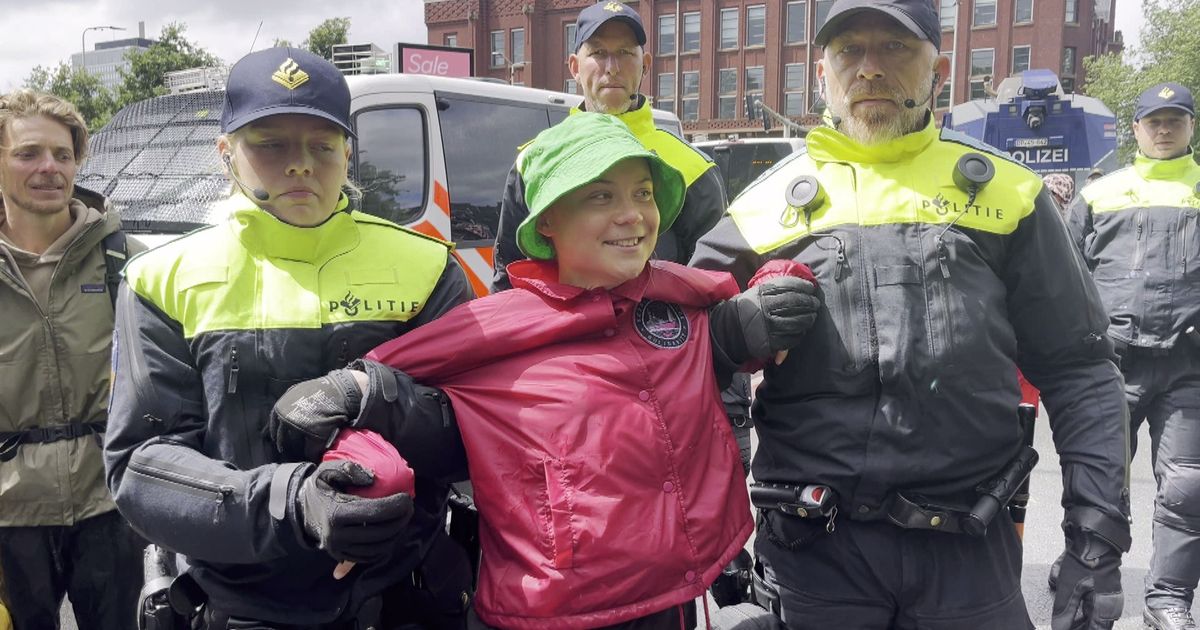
(710, 276, 820, 364)
(1051, 508, 1128, 630)
(295, 460, 414, 564)
(268, 370, 365, 461)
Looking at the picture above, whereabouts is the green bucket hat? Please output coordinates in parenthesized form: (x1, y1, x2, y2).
(517, 112, 686, 260)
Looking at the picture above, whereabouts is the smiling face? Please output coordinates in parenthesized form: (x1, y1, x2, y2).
(0, 115, 77, 218)
(1133, 108, 1195, 160)
(537, 157, 660, 290)
(569, 21, 652, 115)
(218, 114, 351, 226)
(818, 12, 948, 145)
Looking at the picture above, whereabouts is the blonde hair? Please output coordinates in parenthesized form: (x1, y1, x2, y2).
(0, 89, 89, 160)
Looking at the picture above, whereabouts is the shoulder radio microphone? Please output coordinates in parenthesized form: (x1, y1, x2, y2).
(222, 153, 270, 202)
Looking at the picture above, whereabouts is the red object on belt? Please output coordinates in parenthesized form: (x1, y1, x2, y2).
(322, 428, 415, 498)
(1017, 371, 1040, 411)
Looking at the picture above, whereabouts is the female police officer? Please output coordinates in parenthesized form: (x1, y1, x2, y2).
(103, 47, 473, 629)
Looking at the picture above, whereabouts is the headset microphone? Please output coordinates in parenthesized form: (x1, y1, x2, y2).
(222, 154, 270, 202)
(904, 74, 941, 110)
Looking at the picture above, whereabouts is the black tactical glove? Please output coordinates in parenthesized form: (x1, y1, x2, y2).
(295, 460, 414, 564)
(268, 370, 365, 461)
(710, 276, 820, 364)
(1051, 508, 1129, 630)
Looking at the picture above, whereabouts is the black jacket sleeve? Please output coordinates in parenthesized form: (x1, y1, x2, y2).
(105, 283, 310, 563)
(1064, 193, 1095, 265)
(1006, 190, 1130, 526)
(490, 164, 529, 293)
(669, 166, 727, 264)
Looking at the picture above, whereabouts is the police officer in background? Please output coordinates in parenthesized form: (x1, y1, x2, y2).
(490, 2, 757, 490)
(104, 48, 473, 629)
(690, 0, 1131, 627)
(1067, 82, 1200, 630)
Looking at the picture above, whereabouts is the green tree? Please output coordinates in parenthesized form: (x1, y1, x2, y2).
(303, 17, 351, 60)
(116, 22, 219, 107)
(24, 62, 117, 131)
(1083, 0, 1200, 161)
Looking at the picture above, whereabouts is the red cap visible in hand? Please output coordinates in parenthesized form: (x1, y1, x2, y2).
(322, 429, 416, 498)
(748, 259, 818, 288)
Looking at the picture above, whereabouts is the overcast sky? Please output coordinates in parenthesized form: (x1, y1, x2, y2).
(0, 0, 1146, 93)
(0, 0, 428, 91)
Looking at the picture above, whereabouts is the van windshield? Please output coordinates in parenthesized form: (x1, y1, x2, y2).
(700, 142, 799, 202)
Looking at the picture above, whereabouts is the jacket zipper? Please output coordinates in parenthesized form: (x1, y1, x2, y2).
(1180, 211, 1191, 273)
(1132, 211, 1146, 270)
(833, 239, 859, 371)
(127, 459, 233, 523)
(227, 347, 240, 394)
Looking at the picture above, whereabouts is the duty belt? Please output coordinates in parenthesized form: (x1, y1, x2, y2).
(0, 421, 105, 462)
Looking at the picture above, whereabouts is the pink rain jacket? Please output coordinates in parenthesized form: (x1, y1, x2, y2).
(366, 260, 753, 629)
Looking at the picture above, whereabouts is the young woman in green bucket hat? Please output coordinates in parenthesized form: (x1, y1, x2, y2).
(270, 112, 822, 629)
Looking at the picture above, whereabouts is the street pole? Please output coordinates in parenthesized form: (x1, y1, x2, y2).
(80, 25, 126, 74)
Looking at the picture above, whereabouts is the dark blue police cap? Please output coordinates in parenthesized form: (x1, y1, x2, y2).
(1134, 82, 1195, 121)
(814, 0, 942, 51)
(221, 47, 355, 137)
(573, 2, 647, 53)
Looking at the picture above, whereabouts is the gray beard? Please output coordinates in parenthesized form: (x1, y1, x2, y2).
(836, 104, 928, 145)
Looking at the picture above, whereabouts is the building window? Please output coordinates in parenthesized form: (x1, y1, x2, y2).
(785, 63, 806, 115)
(682, 71, 700, 121)
(816, 0, 835, 31)
(1062, 46, 1076, 76)
(489, 30, 505, 68)
(565, 23, 577, 56)
(511, 28, 525, 64)
(940, 0, 957, 30)
(658, 15, 676, 56)
(970, 48, 994, 100)
(1014, 0, 1033, 23)
(564, 79, 577, 94)
(720, 8, 739, 49)
(1065, 0, 1078, 23)
(683, 12, 701, 52)
(747, 5, 767, 47)
(786, 1, 807, 44)
(444, 34, 457, 48)
(718, 68, 738, 119)
(1012, 45, 1031, 73)
(658, 72, 675, 114)
(745, 66, 765, 116)
(973, 0, 997, 26)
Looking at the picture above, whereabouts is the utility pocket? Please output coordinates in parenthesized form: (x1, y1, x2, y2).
(758, 508, 830, 552)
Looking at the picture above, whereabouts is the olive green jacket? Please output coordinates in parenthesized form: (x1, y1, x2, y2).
(0, 198, 141, 526)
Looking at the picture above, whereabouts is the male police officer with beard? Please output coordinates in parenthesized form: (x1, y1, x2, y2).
(690, 0, 1131, 628)
(1066, 82, 1200, 630)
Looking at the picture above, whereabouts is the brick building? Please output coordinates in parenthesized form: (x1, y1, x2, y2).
(423, 0, 1123, 140)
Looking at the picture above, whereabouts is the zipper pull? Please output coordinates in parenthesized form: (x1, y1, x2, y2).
(227, 347, 240, 394)
(834, 243, 848, 281)
(937, 238, 952, 279)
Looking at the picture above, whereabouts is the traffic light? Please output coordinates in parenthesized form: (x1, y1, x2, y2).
(745, 93, 757, 120)
(762, 105, 772, 132)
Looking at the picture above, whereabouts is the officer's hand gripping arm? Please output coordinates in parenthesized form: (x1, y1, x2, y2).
(708, 276, 820, 372)
(290, 460, 415, 564)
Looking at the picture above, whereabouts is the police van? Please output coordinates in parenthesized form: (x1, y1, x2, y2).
(694, 137, 806, 203)
(78, 73, 683, 296)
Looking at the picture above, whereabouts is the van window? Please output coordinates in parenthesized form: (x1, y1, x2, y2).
(701, 142, 800, 202)
(353, 107, 428, 225)
(436, 94, 553, 243)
